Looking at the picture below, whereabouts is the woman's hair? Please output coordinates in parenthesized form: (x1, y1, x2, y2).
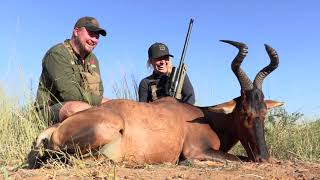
(147, 57, 173, 76)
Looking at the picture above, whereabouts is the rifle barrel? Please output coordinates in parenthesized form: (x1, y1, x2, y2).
(173, 18, 194, 96)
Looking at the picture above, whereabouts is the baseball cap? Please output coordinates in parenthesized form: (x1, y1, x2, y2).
(74, 16, 107, 36)
(148, 42, 174, 59)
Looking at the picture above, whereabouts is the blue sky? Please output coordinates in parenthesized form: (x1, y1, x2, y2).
(1, 0, 319, 117)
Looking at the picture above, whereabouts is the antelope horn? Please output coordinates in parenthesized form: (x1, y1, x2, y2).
(253, 44, 279, 90)
(220, 40, 253, 90)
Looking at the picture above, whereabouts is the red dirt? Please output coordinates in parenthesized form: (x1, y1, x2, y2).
(3, 160, 320, 180)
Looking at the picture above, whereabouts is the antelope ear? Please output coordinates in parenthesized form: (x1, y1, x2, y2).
(209, 100, 236, 114)
(265, 100, 284, 109)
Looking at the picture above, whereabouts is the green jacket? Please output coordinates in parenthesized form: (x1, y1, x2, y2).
(36, 39, 104, 108)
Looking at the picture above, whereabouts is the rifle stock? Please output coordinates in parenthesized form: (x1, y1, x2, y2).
(169, 18, 194, 99)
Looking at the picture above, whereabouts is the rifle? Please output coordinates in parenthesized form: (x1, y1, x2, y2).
(168, 18, 194, 99)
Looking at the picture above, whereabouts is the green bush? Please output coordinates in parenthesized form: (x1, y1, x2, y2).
(230, 107, 320, 162)
(266, 107, 320, 162)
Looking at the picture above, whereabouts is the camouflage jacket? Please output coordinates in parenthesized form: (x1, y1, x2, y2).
(36, 39, 104, 108)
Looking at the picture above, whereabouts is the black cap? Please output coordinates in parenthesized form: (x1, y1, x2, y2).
(74, 16, 107, 36)
(148, 42, 174, 59)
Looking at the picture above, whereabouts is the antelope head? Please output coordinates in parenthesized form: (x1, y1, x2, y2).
(212, 40, 283, 162)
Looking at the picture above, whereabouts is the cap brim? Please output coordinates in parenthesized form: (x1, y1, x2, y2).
(152, 54, 174, 59)
(85, 25, 107, 36)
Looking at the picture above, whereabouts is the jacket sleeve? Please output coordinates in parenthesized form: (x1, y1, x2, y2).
(181, 74, 195, 105)
(44, 52, 102, 105)
(138, 79, 149, 102)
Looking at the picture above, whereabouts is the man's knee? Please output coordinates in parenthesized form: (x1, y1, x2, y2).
(37, 103, 63, 125)
(59, 101, 92, 121)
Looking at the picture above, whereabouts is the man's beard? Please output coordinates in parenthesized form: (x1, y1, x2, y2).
(75, 36, 93, 55)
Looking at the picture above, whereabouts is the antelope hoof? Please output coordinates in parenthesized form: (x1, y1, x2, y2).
(35, 133, 50, 149)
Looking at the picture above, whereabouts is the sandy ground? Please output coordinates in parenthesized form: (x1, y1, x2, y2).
(2, 159, 320, 180)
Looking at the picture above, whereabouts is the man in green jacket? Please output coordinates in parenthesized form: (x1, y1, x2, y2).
(36, 16, 109, 124)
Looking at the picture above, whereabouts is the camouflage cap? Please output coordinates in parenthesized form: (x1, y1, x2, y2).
(74, 16, 106, 36)
(148, 42, 174, 59)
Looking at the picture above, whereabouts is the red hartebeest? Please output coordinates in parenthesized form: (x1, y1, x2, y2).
(31, 40, 283, 167)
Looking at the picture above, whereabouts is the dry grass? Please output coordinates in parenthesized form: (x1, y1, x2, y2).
(0, 87, 46, 166)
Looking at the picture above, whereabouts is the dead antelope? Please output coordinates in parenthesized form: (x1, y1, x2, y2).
(30, 40, 283, 167)
(206, 40, 283, 162)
